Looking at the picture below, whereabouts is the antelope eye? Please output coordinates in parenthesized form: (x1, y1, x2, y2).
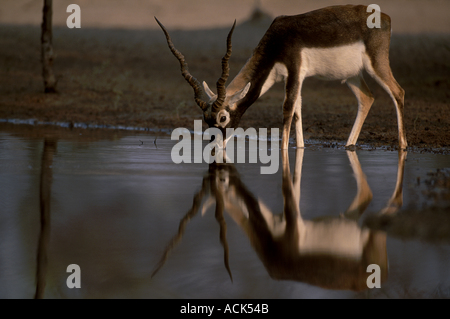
(220, 116, 227, 123)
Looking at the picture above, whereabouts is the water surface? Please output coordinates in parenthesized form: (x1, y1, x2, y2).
(1, 124, 450, 298)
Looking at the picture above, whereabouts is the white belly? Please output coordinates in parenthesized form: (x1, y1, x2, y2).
(300, 42, 366, 80)
(299, 219, 370, 259)
(260, 62, 288, 96)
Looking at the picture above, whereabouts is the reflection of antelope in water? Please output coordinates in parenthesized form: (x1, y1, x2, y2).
(152, 149, 406, 291)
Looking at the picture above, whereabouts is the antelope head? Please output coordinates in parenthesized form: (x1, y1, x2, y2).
(155, 18, 251, 147)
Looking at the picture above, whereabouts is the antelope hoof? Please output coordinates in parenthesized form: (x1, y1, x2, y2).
(345, 144, 357, 151)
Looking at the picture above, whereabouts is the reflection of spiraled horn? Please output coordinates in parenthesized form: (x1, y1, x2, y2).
(212, 20, 236, 112)
(210, 167, 233, 281)
(150, 179, 207, 279)
(151, 169, 233, 281)
(155, 17, 208, 111)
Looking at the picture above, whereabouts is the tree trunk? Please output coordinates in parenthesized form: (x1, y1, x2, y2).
(41, 0, 57, 93)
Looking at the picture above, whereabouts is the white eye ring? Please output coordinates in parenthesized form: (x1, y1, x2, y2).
(216, 111, 230, 127)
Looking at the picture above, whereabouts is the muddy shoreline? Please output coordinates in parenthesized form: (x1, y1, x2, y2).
(1, 3, 449, 152)
(1, 120, 449, 155)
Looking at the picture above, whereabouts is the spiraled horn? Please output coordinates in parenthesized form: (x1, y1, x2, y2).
(213, 20, 236, 112)
(155, 17, 208, 111)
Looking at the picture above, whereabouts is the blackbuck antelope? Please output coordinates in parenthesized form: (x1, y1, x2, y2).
(156, 5, 407, 150)
(151, 149, 407, 290)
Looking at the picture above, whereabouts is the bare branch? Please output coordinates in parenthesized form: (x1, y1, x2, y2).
(41, 0, 57, 93)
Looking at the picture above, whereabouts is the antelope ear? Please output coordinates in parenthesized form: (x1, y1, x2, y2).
(230, 82, 251, 105)
(203, 81, 217, 100)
